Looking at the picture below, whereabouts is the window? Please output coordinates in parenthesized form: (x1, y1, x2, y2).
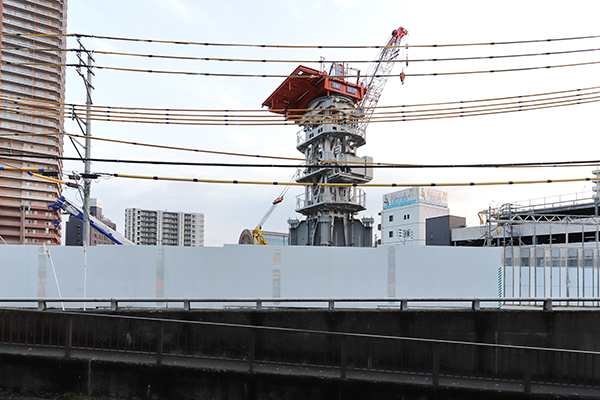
(389, 215, 393, 222)
(388, 231, 393, 238)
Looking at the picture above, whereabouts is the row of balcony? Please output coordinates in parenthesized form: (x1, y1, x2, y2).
(6, 0, 64, 20)
(1, 83, 59, 103)
(0, 227, 57, 237)
(2, 61, 61, 85)
(0, 182, 59, 194)
(0, 146, 59, 159)
(1, 111, 60, 129)
(1, 37, 61, 59)
(2, 72, 60, 94)
(3, 7, 62, 33)
(1, 25, 62, 51)
(1, 51, 60, 75)
(2, 36, 63, 63)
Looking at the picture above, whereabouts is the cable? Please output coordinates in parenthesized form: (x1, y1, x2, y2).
(2, 59, 600, 78)
(6, 46, 600, 65)
(1, 88, 599, 166)
(2, 153, 600, 169)
(3, 88, 599, 125)
(105, 172, 600, 188)
(4, 85, 599, 115)
(5, 32, 600, 49)
(5, 96, 598, 126)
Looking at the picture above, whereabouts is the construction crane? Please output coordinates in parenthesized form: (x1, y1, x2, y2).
(252, 171, 298, 245)
(252, 196, 284, 245)
(261, 26, 408, 246)
(357, 27, 408, 137)
(48, 196, 134, 245)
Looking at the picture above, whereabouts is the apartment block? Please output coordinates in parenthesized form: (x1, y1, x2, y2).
(0, 0, 67, 245)
(124, 208, 204, 247)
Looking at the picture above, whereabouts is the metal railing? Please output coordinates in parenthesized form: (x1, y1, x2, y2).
(0, 309, 599, 396)
(1, 297, 600, 312)
(295, 188, 367, 211)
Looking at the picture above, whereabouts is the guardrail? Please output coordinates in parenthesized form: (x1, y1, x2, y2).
(1, 297, 600, 311)
(1, 309, 599, 396)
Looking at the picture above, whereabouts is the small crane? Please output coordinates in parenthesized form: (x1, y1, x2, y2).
(252, 171, 298, 245)
(48, 196, 135, 245)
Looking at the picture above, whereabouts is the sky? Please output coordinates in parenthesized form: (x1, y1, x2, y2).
(61, 0, 600, 246)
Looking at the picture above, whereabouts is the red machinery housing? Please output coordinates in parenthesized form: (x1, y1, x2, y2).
(262, 65, 366, 120)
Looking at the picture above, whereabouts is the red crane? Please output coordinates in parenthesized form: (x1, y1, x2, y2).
(357, 27, 408, 137)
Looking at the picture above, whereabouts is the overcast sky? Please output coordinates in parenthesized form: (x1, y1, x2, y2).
(62, 0, 600, 246)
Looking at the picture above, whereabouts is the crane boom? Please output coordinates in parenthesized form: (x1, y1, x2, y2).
(48, 196, 134, 245)
(357, 27, 408, 137)
(252, 171, 298, 245)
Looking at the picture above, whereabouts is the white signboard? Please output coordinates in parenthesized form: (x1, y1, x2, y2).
(383, 187, 448, 210)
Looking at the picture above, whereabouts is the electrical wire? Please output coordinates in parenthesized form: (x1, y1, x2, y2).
(4, 85, 599, 115)
(2, 59, 600, 78)
(103, 172, 600, 188)
(5, 46, 600, 65)
(2, 153, 600, 169)
(5, 32, 600, 49)
(2, 87, 599, 125)
(3, 95, 598, 127)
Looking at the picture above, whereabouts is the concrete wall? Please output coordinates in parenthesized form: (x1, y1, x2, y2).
(0, 244, 500, 307)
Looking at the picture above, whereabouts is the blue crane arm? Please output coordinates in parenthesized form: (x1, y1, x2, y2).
(48, 196, 134, 245)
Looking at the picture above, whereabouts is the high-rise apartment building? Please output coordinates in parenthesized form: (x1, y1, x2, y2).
(0, 0, 67, 245)
(125, 208, 205, 247)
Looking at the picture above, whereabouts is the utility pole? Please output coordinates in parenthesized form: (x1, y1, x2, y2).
(75, 37, 95, 247)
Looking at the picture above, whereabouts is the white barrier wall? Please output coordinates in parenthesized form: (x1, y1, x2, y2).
(0, 244, 501, 308)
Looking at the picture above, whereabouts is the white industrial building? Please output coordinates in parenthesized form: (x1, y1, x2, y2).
(124, 208, 204, 247)
(380, 187, 449, 245)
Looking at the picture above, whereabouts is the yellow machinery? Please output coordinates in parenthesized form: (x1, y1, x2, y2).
(251, 172, 297, 244)
(252, 196, 283, 245)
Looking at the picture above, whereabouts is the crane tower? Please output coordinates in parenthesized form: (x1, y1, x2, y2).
(262, 28, 407, 246)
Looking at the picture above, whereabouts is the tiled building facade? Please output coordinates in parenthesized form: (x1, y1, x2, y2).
(0, 0, 67, 244)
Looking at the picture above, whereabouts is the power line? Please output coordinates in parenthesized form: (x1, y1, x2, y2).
(4, 85, 598, 114)
(49, 96, 600, 124)
(5, 46, 600, 64)
(2, 87, 599, 125)
(5, 32, 600, 49)
(2, 59, 600, 78)
(2, 153, 600, 169)
(103, 172, 600, 188)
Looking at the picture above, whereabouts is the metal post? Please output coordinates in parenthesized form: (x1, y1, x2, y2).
(248, 329, 256, 372)
(524, 349, 533, 393)
(82, 50, 93, 248)
(65, 316, 73, 358)
(487, 206, 492, 247)
(156, 321, 164, 365)
(340, 336, 347, 378)
(432, 343, 440, 386)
